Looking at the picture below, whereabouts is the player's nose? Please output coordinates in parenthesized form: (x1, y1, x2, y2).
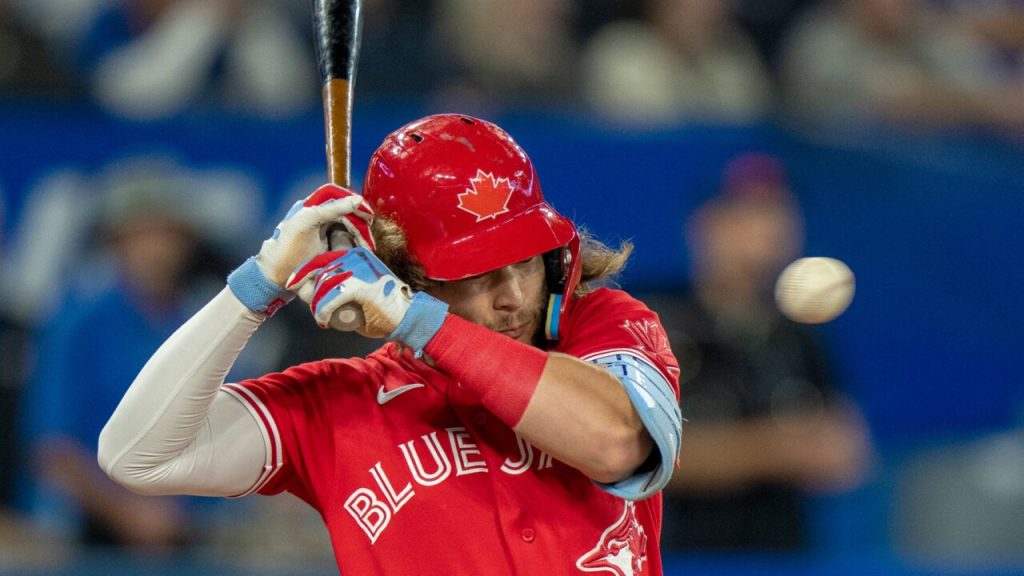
(492, 266, 525, 311)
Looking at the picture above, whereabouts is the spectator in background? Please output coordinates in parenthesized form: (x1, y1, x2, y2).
(580, 0, 774, 127)
(777, 0, 1024, 134)
(1, 192, 71, 567)
(643, 153, 871, 550)
(19, 165, 214, 550)
(732, 0, 823, 77)
(0, 192, 32, 523)
(936, 0, 1024, 79)
(14, 158, 329, 560)
(357, 0, 447, 102)
(0, 194, 24, 509)
(74, 0, 318, 119)
(0, 0, 76, 100)
(0, 307, 28, 510)
(0, 300, 30, 518)
(431, 0, 580, 113)
(575, 0, 641, 39)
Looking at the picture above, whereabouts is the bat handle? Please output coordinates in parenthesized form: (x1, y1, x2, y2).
(327, 228, 367, 331)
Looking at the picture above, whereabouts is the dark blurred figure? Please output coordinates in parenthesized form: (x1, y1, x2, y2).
(0, 310, 31, 548)
(73, 0, 317, 119)
(0, 306, 64, 563)
(1, 193, 31, 508)
(580, 0, 774, 126)
(19, 164, 216, 551)
(0, 0, 76, 100)
(576, 0, 642, 39)
(644, 153, 871, 551)
(2, 185, 67, 568)
(0, 291, 29, 513)
(732, 0, 823, 77)
(357, 0, 447, 102)
(0, 314, 28, 504)
(1, 193, 71, 568)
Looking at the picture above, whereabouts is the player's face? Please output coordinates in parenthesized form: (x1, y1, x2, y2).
(427, 255, 547, 345)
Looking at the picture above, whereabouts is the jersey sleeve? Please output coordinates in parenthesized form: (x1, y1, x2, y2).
(224, 360, 362, 507)
(558, 288, 681, 389)
(557, 288, 682, 500)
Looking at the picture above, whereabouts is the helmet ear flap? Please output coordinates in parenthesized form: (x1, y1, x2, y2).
(542, 236, 580, 342)
(543, 247, 570, 297)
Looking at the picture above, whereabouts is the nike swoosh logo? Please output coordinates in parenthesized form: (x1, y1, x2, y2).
(377, 383, 425, 405)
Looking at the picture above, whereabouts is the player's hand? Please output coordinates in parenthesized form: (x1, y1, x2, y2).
(287, 248, 447, 349)
(227, 184, 373, 316)
(258, 184, 374, 287)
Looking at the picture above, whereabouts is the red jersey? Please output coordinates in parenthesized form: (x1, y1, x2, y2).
(227, 288, 680, 575)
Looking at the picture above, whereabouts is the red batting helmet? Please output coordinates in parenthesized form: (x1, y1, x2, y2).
(363, 114, 580, 340)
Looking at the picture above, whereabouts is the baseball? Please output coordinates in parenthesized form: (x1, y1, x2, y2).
(774, 257, 855, 324)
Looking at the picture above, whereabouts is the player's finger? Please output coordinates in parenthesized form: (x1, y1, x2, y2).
(292, 275, 317, 305)
(287, 249, 348, 289)
(311, 271, 354, 325)
(340, 214, 375, 251)
(282, 199, 306, 220)
(302, 186, 376, 249)
(313, 194, 365, 222)
(302, 183, 360, 208)
(352, 198, 374, 221)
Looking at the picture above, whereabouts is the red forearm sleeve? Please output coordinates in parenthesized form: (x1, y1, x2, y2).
(424, 315, 548, 427)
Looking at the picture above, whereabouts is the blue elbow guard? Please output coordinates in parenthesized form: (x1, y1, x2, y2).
(589, 352, 682, 500)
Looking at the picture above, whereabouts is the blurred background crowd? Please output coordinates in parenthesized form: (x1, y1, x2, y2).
(5, 0, 1024, 130)
(1, 0, 1023, 574)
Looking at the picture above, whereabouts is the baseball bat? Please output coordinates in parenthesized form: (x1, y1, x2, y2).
(313, 0, 364, 328)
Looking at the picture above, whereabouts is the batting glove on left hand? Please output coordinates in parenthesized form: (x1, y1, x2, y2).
(228, 184, 374, 316)
(287, 248, 448, 350)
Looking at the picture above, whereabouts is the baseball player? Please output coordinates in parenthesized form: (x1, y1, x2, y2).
(99, 114, 682, 575)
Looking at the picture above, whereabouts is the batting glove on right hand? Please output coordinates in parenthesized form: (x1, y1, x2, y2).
(287, 247, 448, 349)
(228, 184, 374, 316)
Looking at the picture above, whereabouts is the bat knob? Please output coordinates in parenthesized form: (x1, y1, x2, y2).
(331, 305, 366, 331)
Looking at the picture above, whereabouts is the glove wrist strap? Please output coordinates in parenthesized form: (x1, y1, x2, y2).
(387, 292, 448, 355)
(227, 257, 294, 316)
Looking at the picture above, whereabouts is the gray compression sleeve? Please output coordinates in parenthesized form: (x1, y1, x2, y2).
(98, 287, 270, 497)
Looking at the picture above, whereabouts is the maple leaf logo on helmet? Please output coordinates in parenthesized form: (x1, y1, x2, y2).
(457, 170, 514, 221)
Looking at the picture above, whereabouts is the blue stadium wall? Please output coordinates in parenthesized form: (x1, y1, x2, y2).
(2, 102, 1022, 450)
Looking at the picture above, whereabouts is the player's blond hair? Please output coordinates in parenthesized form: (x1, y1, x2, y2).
(370, 217, 632, 295)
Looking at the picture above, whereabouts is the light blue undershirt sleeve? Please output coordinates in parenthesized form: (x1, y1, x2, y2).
(589, 352, 682, 501)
